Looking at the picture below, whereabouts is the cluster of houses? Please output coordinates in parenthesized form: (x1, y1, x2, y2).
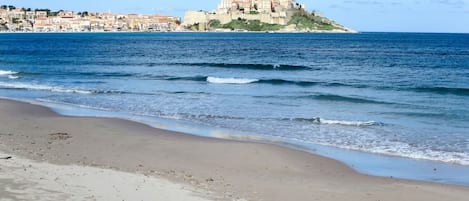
(0, 6, 182, 32)
(216, 0, 305, 14)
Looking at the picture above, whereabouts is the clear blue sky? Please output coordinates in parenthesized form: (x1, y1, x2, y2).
(1, 0, 468, 33)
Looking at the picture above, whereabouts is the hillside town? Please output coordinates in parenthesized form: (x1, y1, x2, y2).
(0, 5, 182, 32)
(0, 1, 354, 33)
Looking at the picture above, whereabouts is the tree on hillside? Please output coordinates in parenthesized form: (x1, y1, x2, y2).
(12, 18, 21, 24)
(49, 10, 60, 16)
(35, 8, 51, 15)
(1, 5, 16, 10)
(81, 11, 89, 17)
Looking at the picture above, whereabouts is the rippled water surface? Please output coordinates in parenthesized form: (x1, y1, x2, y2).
(1, 32, 469, 167)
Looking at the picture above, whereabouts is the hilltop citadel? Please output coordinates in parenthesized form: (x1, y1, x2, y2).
(184, 0, 354, 32)
(185, 0, 305, 26)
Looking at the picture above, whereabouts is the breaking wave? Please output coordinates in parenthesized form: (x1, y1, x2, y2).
(0, 70, 18, 76)
(8, 75, 19, 79)
(295, 117, 383, 127)
(158, 75, 357, 88)
(0, 70, 20, 79)
(207, 77, 259, 84)
(0, 81, 158, 95)
(0, 82, 93, 94)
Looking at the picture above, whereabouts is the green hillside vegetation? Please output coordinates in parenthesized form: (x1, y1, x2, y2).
(287, 11, 339, 31)
(204, 10, 345, 32)
(209, 19, 283, 31)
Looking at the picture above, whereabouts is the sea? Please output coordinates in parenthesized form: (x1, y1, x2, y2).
(1, 32, 469, 185)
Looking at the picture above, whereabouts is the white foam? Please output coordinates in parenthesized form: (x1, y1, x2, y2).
(312, 117, 380, 127)
(291, 122, 469, 165)
(0, 70, 18, 76)
(207, 76, 258, 84)
(321, 119, 379, 127)
(0, 82, 93, 94)
(317, 140, 469, 166)
(8, 75, 20, 79)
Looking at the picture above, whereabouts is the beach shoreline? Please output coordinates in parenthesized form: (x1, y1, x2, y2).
(0, 98, 468, 200)
(11, 96, 469, 186)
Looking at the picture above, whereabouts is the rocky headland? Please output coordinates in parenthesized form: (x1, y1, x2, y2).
(183, 0, 356, 33)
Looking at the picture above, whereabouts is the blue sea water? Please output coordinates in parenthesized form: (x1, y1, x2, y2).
(1, 32, 469, 184)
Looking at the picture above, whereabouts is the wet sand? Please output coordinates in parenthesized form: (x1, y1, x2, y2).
(0, 98, 468, 201)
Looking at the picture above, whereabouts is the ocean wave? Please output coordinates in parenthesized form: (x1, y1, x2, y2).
(8, 75, 20, 79)
(411, 86, 469, 96)
(78, 72, 135, 77)
(164, 62, 313, 71)
(381, 111, 446, 118)
(47, 71, 135, 78)
(0, 82, 93, 94)
(306, 94, 391, 105)
(256, 80, 364, 88)
(207, 77, 259, 84)
(97, 90, 155, 96)
(164, 75, 208, 82)
(256, 79, 320, 86)
(0, 82, 156, 95)
(0, 70, 26, 79)
(186, 114, 246, 120)
(296, 117, 383, 127)
(312, 138, 469, 166)
(155, 74, 469, 97)
(2, 69, 137, 79)
(72, 81, 108, 84)
(0, 70, 18, 76)
(326, 82, 365, 88)
(159, 76, 355, 88)
(26, 60, 315, 71)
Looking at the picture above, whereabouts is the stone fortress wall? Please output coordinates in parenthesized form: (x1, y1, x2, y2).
(184, 0, 306, 29)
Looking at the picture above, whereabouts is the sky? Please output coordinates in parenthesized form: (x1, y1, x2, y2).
(1, 0, 468, 33)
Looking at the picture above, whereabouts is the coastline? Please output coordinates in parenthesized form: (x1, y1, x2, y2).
(17, 97, 469, 186)
(0, 98, 468, 201)
(0, 29, 358, 34)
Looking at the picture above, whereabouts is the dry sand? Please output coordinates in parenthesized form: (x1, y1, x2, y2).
(0, 98, 468, 201)
(0, 150, 210, 201)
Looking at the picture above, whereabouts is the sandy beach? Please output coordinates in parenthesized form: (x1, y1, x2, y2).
(0, 98, 468, 201)
(0, 150, 211, 201)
